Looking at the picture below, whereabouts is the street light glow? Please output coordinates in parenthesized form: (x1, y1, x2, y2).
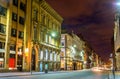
(51, 31, 56, 37)
(116, 2, 120, 6)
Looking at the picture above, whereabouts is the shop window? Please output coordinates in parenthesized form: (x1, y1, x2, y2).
(18, 31, 24, 39)
(19, 16, 24, 25)
(11, 28, 17, 37)
(12, 12, 17, 21)
(0, 59, 4, 68)
(0, 5, 7, 16)
(0, 53, 4, 68)
(20, 2, 26, 12)
(13, 0, 18, 7)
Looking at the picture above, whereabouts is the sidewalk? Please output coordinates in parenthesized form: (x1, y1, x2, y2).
(0, 70, 74, 77)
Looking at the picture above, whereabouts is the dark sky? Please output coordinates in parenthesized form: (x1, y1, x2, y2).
(46, 0, 116, 61)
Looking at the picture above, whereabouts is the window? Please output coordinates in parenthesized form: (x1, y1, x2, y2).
(20, 2, 26, 12)
(19, 31, 24, 39)
(45, 34, 48, 43)
(40, 51, 43, 60)
(10, 44, 16, 51)
(61, 42, 64, 46)
(40, 32, 44, 42)
(12, 12, 17, 21)
(19, 16, 24, 25)
(54, 53, 56, 61)
(10, 54, 15, 58)
(33, 9, 38, 21)
(13, 0, 18, 6)
(0, 5, 7, 16)
(0, 23, 6, 34)
(0, 42, 5, 49)
(41, 15, 45, 24)
(11, 28, 17, 37)
(0, 53, 4, 68)
(34, 27, 37, 40)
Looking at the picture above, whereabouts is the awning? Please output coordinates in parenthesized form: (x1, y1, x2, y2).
(116, 48, 120, 52)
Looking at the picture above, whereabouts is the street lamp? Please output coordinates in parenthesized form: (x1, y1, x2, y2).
(50, 31, 58, 38)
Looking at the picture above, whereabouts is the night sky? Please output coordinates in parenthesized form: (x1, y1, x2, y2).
(46, 0, 116, 61)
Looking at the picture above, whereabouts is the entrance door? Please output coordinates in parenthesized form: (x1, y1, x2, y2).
(32, 49, 36, 70)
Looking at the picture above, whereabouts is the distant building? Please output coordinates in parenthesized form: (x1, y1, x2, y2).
(60, 32, 86, 70)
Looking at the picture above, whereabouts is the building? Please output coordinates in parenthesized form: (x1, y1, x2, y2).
(31, 0, 63, 72)
(60, 32, 86, 70)
(0, 0, 29, 71)
(114, 12, 120, 70)
(0, 0, 63, 72)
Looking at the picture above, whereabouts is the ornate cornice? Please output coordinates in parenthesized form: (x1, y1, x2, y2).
(39, 0, 63, 23)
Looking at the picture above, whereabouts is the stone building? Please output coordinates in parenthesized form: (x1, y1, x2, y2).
(114, 12, 120, 70)
(0, 0, 63, 72)
(60, 32, 86, 70)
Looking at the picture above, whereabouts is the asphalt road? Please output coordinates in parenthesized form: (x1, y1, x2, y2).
(0, 70, 113, 79)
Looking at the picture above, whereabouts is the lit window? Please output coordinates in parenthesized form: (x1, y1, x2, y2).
(50, 53, 53, 61)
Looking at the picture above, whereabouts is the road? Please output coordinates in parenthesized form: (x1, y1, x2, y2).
(0, 70, 118, 79)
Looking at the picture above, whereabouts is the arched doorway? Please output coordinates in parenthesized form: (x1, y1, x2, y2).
(32, 49, 36, 71)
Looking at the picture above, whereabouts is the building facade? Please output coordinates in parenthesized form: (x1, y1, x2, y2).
(0, 0, 63, 72)
(114, 12, 120, 70)
(31, 0, 63, 72)
(60, 33, 86, 70)
(0, 0, 29, 71)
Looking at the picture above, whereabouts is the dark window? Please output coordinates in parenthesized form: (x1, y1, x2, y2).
(41, 15, 45, 24)
(20, 2, 26, 12)
(34, 27, 37, 40)
(10, 45, 16, 51)
(0, 42, 5, 49)
(19, 31, 24, 39)
(19, 16, 24, 25)
(0, 23, 6, 34)
(61, 42, 64, 46)
(0, 5, 7, 16)
(0, 53, 4, 58)
(12, 12, 17, 21)
(13, 0, 18, 6)
(11, 28, 17, 37)
(10, 54, 15, 58)
(33, 9, 38, 21)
